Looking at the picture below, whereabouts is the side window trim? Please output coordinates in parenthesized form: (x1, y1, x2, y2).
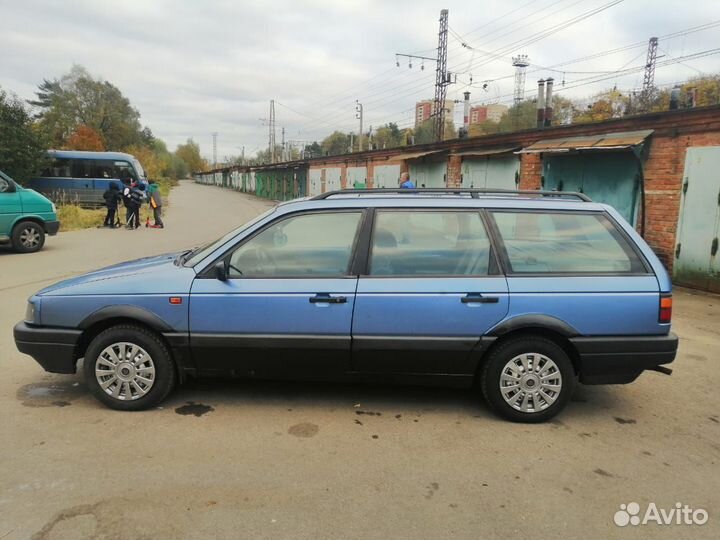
(487, 209, 652, 276)
(364, 208, 497, 278)
(198, 208, 367, 279)
(349, 208, 375, 276)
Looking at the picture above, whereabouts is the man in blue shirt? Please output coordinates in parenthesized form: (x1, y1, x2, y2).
(399, 172, 415, 189)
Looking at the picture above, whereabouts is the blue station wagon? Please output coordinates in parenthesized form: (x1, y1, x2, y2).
(14, 188, 678, 422)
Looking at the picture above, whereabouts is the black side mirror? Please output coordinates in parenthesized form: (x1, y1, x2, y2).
(214, 260, 228, 281)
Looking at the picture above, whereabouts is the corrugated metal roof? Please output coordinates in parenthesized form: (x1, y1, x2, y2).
(517, 129, 654, 153)
(454, 147, 520, 158)
(395, 150, 446, 160)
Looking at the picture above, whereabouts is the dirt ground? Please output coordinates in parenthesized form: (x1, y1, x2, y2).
(1, 181, 717, 540)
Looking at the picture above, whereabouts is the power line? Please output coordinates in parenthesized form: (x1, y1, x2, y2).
(285, 1, 623, 136)
(273, 16, 720, 144)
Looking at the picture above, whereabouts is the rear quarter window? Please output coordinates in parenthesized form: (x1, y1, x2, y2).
(491, 211, 646, 274)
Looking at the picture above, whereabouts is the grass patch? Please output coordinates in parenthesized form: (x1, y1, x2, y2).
(57, 177, 178, 231)
(57, 205, 107, 231)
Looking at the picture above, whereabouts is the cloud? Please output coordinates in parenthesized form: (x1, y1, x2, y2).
(1, 0, 718, 161)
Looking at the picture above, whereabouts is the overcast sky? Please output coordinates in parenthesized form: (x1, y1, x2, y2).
(2, 0, 719, 162)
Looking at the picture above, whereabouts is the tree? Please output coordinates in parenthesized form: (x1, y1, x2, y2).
(303, 141, 322, 158)
(495, 100, 537, 132)
(175, 138, 208, 173)
(373, 122, 403, 149)
(29, 64, 145, 151)
(468, 119, 500, 137)
(151, 139, 175, 178)
(413, 119, 435, 144)
(321, 131, 350, 156)
(573, 89, 628, 123)
(683, 75, 720, 106)
(170, 154, 190, 179)
(125, 144, 163, 179)
(0, 88, 48, 183)
(64, 124, 105, 151)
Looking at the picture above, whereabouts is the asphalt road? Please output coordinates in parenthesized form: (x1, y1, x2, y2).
(1, 181, 718, 540)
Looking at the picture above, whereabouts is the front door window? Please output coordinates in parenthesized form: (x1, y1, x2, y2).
(228, 211, 362, 278)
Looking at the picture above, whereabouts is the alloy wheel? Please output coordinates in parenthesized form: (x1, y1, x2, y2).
(499, 352, 563, 413)
(95, 342, 156, 400)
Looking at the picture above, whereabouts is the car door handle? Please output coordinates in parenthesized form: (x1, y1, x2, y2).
(461, 293, 499, 304)
(309, 294, 347, 304)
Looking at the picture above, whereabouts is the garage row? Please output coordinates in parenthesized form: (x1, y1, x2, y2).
(195, 109, 720, 292)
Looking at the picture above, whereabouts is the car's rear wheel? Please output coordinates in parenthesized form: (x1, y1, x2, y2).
(480, 336, 574, 423)
(12, 221, 45, 253)
(83, 324, 176, 411)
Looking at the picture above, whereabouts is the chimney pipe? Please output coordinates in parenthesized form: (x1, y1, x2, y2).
(536, 79, 546, 129)
(463, 91, 471, 133)
(544, 77, 554, 127)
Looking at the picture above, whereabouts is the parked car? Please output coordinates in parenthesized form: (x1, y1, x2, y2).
(0, 170, 60, 253)
(13, 188, 678, 422)
(28, 150, 147, 206)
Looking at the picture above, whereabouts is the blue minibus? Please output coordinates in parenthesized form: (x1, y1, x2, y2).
(28, 150, 147, 206)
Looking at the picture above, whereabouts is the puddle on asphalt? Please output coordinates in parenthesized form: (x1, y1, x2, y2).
(288, 422, 319, 438)
(17, 381, 86, 407)
(175, 401, 215, 417)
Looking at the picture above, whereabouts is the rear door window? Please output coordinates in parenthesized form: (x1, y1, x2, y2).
(369, 211, 492, 276)
(491, 211, 645, 274)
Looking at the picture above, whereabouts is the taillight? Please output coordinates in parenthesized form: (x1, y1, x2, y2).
(659, 294, 672, 324)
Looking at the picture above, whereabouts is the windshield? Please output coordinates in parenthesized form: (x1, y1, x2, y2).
(184, 206, 277, 267)
(132, 159, 146, 179)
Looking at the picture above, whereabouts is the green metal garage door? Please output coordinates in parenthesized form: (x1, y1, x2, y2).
(461, 155, 519, 189)
(347, 166, 367, 188)
(409, 160, 447, 187)
(373, 164, 400, 188)
(543, 152, 641, 225)
(673, 146, 720, 292)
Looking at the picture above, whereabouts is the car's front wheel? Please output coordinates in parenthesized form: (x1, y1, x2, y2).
(12, 221, 45, 253)
(480, 336, 575, 423)
(83, 324, 176, 411)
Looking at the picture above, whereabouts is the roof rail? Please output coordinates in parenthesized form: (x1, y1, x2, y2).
(312, 188, 592, 202)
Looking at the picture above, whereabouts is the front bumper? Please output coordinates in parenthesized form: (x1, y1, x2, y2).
(44, 220, 60, 235)
(14, 321, 81, 374)
(571, 333, 678, 384)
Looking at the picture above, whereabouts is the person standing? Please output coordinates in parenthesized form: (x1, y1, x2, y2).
(102, 182, 121, 227)
(399, 172, 415, 189)
(121, 178, 135, 228)
(147, 180, 164, 228)
(122, 178, 143, 229)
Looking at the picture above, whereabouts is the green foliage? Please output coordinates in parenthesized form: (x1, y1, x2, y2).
(0, 88, 48, 184)
(373, 122, 404, 149)
(321, 131, 351, 156)
(175, 138, 208, 173)
(413, 119, 435, 144)
(573, 89, 628, 123)
(29, 65, 144, 150)
(303, 141, 322, 158)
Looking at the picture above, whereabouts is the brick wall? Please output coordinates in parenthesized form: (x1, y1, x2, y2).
(519, 153, 542, 190)
(643, 132, 720, 268)
(447, 155, 462, 187)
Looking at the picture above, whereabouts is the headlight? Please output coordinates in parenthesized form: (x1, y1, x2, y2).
(51, 202, 57, 213)
(25, 301, 37, 324)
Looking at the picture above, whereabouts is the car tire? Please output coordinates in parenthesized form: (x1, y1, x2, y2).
(11, 221, 45, 253)
(480, 336, 575, 423)
(83, 324, 176, 411)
